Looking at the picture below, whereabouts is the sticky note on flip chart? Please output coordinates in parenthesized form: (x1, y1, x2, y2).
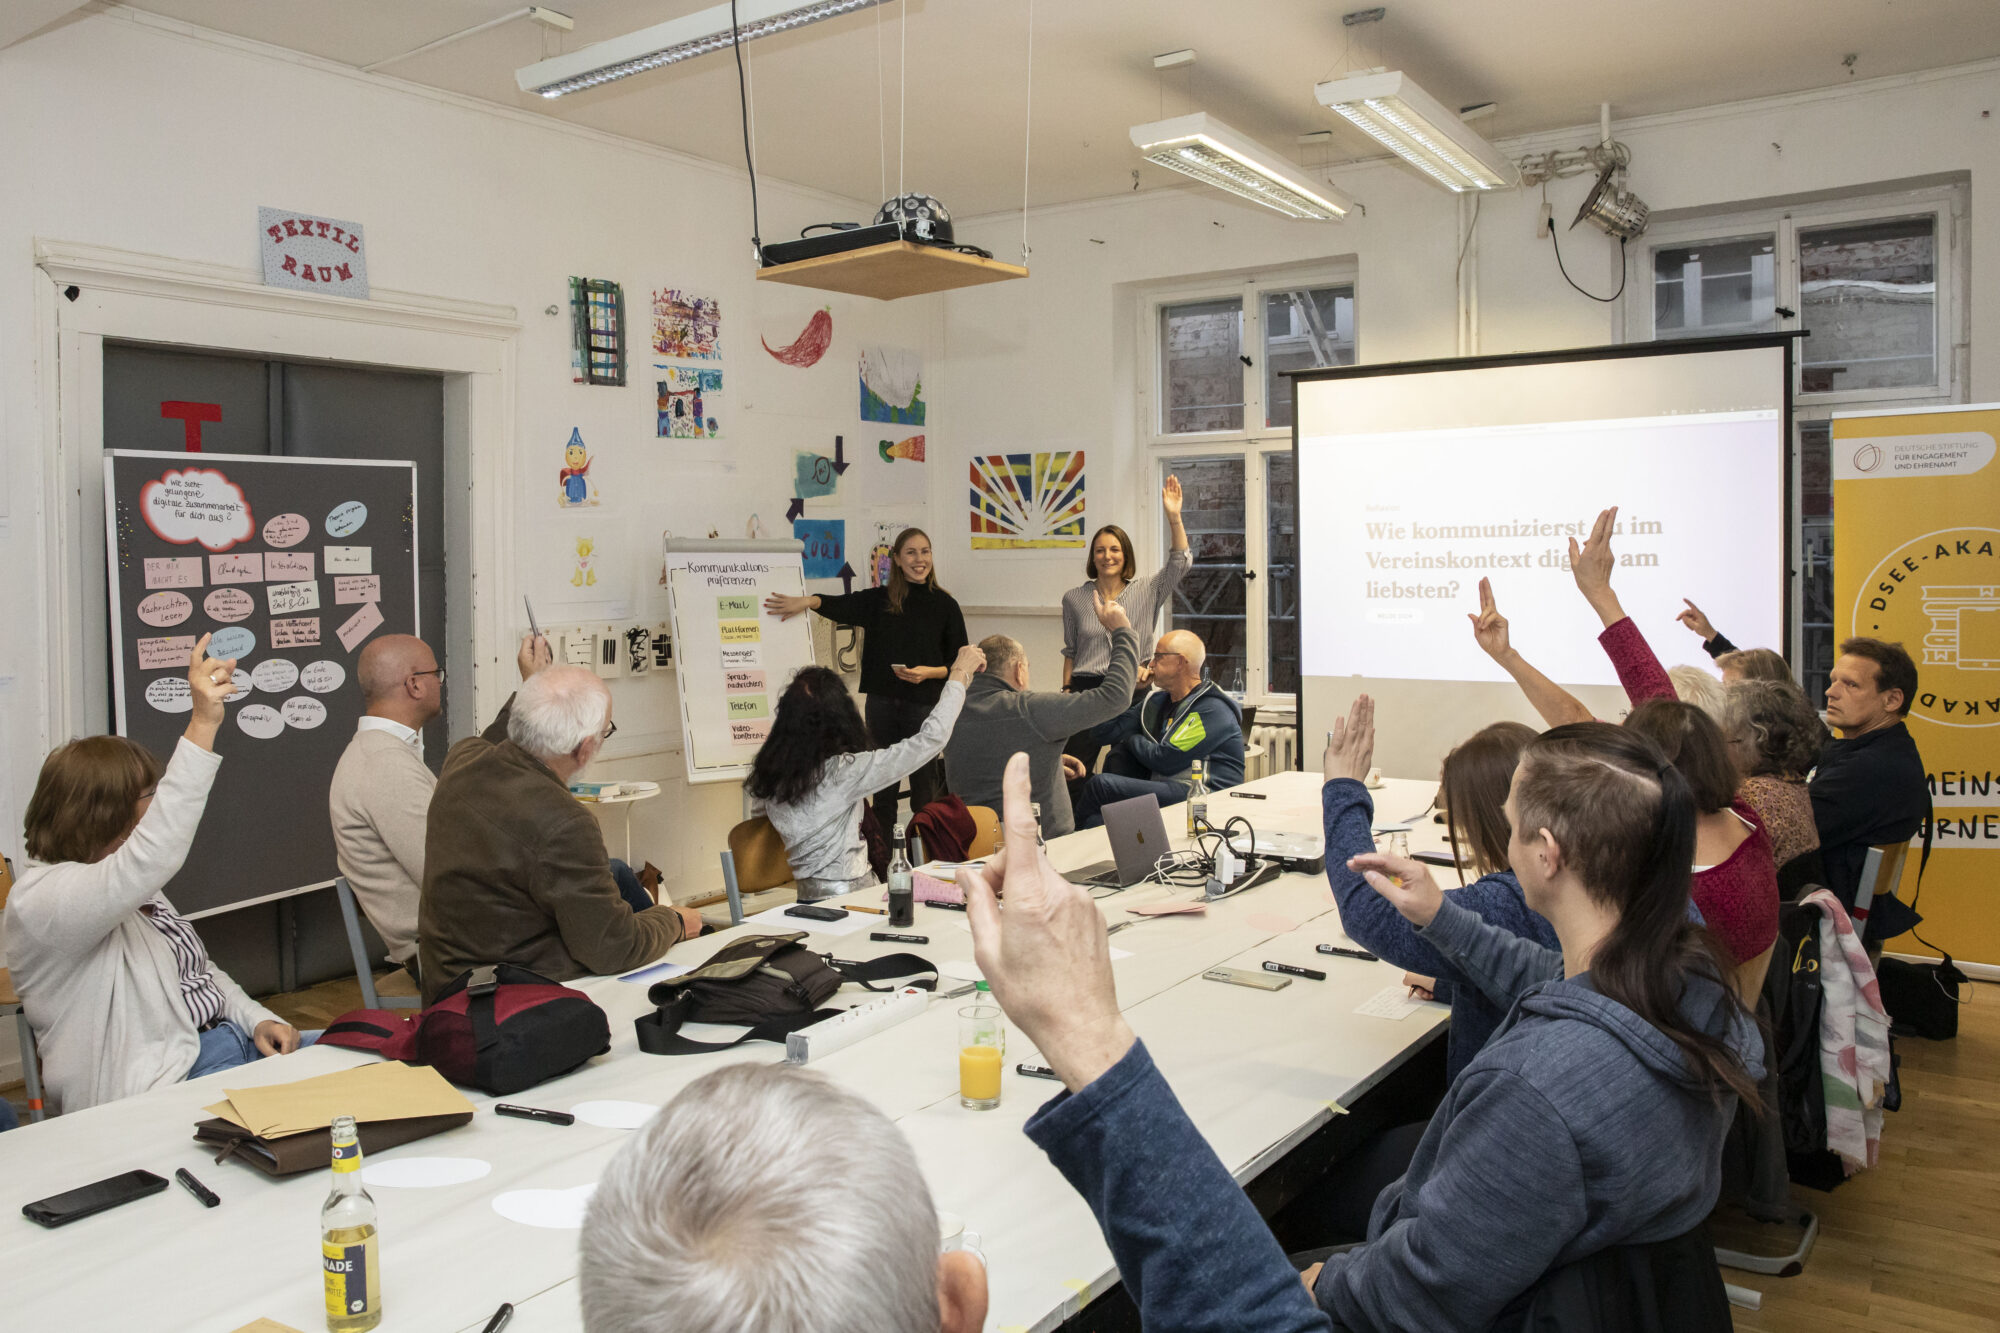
(730, 720, 772, 746)
(325, 546, 371, 573)
(719, 620, 761, 644)
(267, 580, 320, 614)
(716, 594, 757, 618)
(209, 553, 264, 584)
(137, 636, 196, 670)
(143, 557, 203, 589)
(264, 551, 315, 581)
(333, 574, 381, 604)
(726, 695, 770, 719)
(271, 617, 320, 648)
(723, 669, 766, 693)
(720, 647, 761, 669)
(336, 601, 385, 652)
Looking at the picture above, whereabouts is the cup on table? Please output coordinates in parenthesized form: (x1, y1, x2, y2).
(937, 1210, 985, 1260)
(958, 1004, 1005, 1110)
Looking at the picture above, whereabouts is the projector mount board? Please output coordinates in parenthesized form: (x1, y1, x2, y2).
(755, 240, 1028, 302)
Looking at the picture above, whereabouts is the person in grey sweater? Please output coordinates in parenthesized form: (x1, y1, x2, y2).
(945, 592, 1139, 839)
(748, 646, 986, 899)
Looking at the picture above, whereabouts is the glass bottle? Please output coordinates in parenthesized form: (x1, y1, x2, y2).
(321, 1115, 383, 1332)
(1186, 759, 1209, 836)
(887, 824, 914, 928)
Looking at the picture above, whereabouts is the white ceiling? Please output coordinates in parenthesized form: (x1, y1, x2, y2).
(80, 0, 2000, 218)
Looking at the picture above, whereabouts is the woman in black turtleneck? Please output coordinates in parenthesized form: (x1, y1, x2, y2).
(764, 526, 968, 833)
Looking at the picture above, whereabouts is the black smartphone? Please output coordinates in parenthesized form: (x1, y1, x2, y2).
(23, 1170, 170, 1228)
(785, 904, 849, 923)
(1412, 850, 1457, 867)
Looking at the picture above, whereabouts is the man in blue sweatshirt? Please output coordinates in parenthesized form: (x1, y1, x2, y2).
(1068, 629, 1244, 829)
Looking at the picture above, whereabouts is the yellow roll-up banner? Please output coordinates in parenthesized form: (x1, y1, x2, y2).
(1832, 403, 2000, 966)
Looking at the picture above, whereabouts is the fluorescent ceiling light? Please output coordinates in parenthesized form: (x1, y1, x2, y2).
(1130, 113, 1354, 221)
(1314, 69, 1516, 192)
(516, 0, 884, 98)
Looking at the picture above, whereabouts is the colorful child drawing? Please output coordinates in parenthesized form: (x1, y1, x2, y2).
(572, 536, 598, 587)
(652, 289, 721, 360)
(657, 369, 723, 439)
(557, 427, 597, 508)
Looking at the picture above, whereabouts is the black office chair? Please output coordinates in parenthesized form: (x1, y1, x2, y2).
(1492, 1221, 1734, 1332)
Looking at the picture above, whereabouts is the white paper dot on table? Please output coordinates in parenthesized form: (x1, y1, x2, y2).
(359, 1157, 492, 1189)
(571, 1100, 661, 1130)
(492, 1183, 595, 1229)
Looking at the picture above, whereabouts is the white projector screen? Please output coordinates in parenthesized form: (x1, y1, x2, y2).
(1294, 339, 1791, 779)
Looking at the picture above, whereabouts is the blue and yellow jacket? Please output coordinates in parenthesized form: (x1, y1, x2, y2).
(1089, 680, 1244, 789)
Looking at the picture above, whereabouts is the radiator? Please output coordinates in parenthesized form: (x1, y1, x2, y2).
(1245, 723, 1300, 780)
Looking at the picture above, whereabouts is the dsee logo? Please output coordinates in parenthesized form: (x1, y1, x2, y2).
(1852, 442, 1884, 474)
(1853, 526, 2000, 729)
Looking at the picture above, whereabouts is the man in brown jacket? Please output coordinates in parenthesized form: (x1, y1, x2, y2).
(418, 648, 698, 1001)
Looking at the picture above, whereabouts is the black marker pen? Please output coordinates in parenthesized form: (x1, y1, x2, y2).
(1016, 1063, 1063, 1082)
(495, 1104, 575, 1126)
(871, 931, 930, 944)
(174, 1167, 220, 1208)
(1230, 791, 1268, 800)
(928, 900, 968, 911)
(1316, 944, 1380, 962)
(1263, 961, 1326, 981)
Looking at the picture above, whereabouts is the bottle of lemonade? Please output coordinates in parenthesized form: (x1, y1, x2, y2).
(321, 1115, 383, 1332)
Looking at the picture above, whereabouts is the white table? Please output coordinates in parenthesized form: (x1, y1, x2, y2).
(0, 774, 1450, 1333)
(574, 783, 660, 866)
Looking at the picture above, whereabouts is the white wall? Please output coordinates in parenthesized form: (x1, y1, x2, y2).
(0, 10, 938, 969)
(937, 58, 2000, 776)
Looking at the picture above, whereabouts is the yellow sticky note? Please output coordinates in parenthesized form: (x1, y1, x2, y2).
(719, 620, 762, 643)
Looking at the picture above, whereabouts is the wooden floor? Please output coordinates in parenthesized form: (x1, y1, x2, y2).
(8, 979, 1995, 1330)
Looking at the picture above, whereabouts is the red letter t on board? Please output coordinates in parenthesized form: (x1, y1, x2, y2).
(159, 401, 222, 451)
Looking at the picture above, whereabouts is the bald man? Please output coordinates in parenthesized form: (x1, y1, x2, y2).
(1067, 629, 1244, 830)
(328, 634, 447, 969)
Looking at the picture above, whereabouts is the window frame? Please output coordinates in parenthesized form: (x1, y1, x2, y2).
(1141, 263, 1358, 705)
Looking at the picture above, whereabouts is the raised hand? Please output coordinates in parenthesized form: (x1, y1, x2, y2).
(185, 632, 236, 750)
(963, 753, 1134, 1092)
(948, 644, 988, 683)
(1568, 506, 1624, 625)
(1092, 588, 1131, 633)
(1676, 598, 1717, 641)
(1323, 694, 1376, 784)
(518, 631, 553, 680)
(1468, 578, 1512, 661)
(1161, 473, 1184, 518)
(1347, 850, 1443, 928)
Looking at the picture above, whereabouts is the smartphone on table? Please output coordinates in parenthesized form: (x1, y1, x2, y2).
(23, 1170, 170, 1228)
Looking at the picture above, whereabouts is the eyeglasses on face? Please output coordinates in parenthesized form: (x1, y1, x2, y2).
(1147, 651, 1183, 664)
(410, 666, 446, 685)
(601, 720, 618, 741)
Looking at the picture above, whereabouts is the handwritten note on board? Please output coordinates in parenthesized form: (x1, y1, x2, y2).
(332, 574, 381, 605)
(719, 621, 761, 644)
(204, 587, 255, 622)
(336, 601, 384, 652)
(720, 647, 761, 669)
(209, 553, 264, 584)
(265, 551, 315, 581)
(143, 557, 203, 589)
(325, 546, 371, 574)
(267, 580, 321, 614)
(137, 636, 197, 670)
(729, 720, 773, 745)
(136, 591, 194, 627)
(723, 669, 766, 692)
(271, 617, 321, 648)
(262, 512, 310, 548)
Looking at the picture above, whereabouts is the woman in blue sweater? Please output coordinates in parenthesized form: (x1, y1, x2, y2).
(1322, 696, 1556, 1080)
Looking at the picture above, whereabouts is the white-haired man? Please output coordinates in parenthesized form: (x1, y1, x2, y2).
(580, 1062, 988, 1333)
(1067, 628, 1244, 830)
(418, 652, 698, 1002)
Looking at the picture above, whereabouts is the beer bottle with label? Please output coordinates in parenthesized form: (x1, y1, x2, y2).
(887, 824, 914, 928)
(1186, 759, 1209, 836)
(322, 1115, 382, 1332)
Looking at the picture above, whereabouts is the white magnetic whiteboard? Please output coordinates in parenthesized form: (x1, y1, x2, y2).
(662, 537, 817, 784)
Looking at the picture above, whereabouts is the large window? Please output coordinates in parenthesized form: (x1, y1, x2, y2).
(1145, 270, 1353, 702)
(1629, 182, 1967, 705)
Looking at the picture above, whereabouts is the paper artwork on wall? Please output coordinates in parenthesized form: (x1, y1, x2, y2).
(558, 427, 599, 508)
(571, 535, 600, 588)
(878, 433, 925, 463)
(860, 346, 925, 425)
(657, 369, 722, 439)
(258, 207, 368, 299)
(793, 450, 840, 500)
(651, 289, 722, 360)
(969, 451, 1088, 550)
(570, 278, 626, 386)
(762, 306, 833, 368)
(794, 518, 847, 580)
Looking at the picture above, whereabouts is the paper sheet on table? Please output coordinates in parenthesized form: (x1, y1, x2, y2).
(1354, 984, 1436, 1021)
(740, 903, 872, 937)
(619, 959, 692, 985)
(208, 1060, 473, 1138)
(1128, 900, 1206, 917)
(230, 1322, 305, 1333)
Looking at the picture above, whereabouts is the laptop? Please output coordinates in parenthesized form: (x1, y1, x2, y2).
(1069, 794, 1170, 889)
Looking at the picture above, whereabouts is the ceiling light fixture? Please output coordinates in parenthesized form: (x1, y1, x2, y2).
(1130, 113, 1354, 221)
(1313, 69, 1516, 192)
(515, 0, 884, 98)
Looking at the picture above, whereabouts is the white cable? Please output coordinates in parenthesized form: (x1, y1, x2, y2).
(744, 40, 758, 176)
(875, 0, 887, 203)
(898, 0, 908, 201)
(1020, 0, 1034, 263)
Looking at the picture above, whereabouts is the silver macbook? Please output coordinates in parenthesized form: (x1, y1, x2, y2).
(1070, 794, 1170, 889)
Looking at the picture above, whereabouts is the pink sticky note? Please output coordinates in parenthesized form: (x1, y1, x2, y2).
(332, 574, 382, 605)
(209, 553, 264, 584)
(728, 719, 772, 746)
(271, 617, 321, 648)
(265, 551, 315, 581)
(335, 601, 384, 652)
(143, 557, 203, 589)
(723, 669, 767, 693)
(136, 635, 196, 670)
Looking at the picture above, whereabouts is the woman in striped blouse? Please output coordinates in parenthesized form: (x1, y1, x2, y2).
(8, 634, 309, 1113)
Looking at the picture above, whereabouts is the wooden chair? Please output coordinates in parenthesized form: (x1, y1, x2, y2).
(965, 805, 1000, 858)
(711, 817, 798, 926)
(1851, 841, 1908, 963)
(1, 853, 49, 1122)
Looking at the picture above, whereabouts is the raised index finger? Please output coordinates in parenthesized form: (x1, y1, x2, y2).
(1478, 577, 1496, 615)
(1591, 506, 1617, 545)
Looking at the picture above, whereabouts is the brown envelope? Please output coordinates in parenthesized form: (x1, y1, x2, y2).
(207, 1060, 474, 1139)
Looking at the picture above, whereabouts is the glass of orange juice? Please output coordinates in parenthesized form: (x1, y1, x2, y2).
(958, 1004, 1005, 1110)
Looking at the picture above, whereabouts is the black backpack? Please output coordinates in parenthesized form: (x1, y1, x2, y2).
(634, 931, 936, 1055)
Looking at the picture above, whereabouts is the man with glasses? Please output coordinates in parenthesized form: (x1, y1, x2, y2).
(1065, 629, 1245, 830)
(417, 647, 700, 1002)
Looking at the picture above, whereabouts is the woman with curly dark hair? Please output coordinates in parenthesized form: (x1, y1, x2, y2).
(1721, 675, 1828, 891)
(748, 649, 985, 900)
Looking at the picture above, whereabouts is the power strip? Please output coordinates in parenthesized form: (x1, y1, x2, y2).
(785, 986, 929, 1064)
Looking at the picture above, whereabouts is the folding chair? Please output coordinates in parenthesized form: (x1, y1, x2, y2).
(333, 877, 419, 1010)
(965, 805, 1001, 859)
(1851, 841, 1908, 964)
(715, 817, 799, 926)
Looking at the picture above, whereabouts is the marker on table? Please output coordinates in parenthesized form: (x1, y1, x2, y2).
(1316, 944, 1379, 962)
(1263, 961, 1326, 981)
(1230, 791, 1268, 800)
(173, 1167, 220, 1208)
(871, 931, 929, 944)
(495, 1104, 575, 1126)
(482, 1303, 515, 1333)
(1016, 1063, 1063, 1082)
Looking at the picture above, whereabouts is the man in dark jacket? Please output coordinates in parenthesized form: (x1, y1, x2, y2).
(1068, 630, 1244, 829)
(1812, 637, 1928, 942)
(418, 657, 697, 1002)
(944, 592, 1139, 839)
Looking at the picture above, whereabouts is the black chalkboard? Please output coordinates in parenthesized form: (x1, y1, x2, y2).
(104, 450, 419, 917)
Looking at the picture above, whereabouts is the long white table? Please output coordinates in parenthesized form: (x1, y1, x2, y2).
(0, 773, 1451, 1332)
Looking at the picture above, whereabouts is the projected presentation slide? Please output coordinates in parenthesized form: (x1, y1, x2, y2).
(1296, 344, 1789, 691)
